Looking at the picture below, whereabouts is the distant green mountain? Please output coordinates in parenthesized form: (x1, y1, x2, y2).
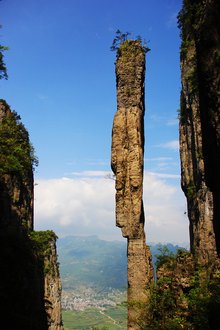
(57, 235, 127, 290)
(57, 235, 188, 290)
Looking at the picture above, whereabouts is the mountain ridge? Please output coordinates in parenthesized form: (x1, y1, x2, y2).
(57, 235, 188, 291)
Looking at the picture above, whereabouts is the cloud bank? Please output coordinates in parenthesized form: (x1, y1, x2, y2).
(34, 171, 189, 244)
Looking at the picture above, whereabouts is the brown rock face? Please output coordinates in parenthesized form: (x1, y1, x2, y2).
(111, 41, 145, 240)
(111, 40, 153, 329)
(179, 0, 220, 263)
(44, 235, 63, 330)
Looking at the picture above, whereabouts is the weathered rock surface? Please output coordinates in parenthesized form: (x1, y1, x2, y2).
(0, 100, 63, 329)
(44, 234, 63, 330)
(111, 41, 145, 240)
(179, 0, 220, 263)
(111, 40, 153, 329)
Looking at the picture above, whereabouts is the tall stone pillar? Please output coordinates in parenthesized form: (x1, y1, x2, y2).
(111, 40, 153, 329)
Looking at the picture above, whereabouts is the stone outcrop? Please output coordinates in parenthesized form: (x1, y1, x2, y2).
(30, 230, 63, 330)
(178, 0, 220, 263)
(111, 40, 153, 329)
(0, 100, 63, 329)
(44, 233, 63, 330)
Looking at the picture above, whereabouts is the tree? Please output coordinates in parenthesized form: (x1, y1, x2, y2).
(110, 29, 131, 51)
(0, 100, 38, 175)
(110, 30, 150, 54)
(0, 25, 8, 79)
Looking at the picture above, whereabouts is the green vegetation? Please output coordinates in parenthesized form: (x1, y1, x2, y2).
(118, 39, 145, 59)
(30, 230, 57, 275)
(140, 249, 220, 330)
(110, 30, 150, 55)
(62, 305, 127, 330)
(186, 265, 220, 329)
(0, 101, 38, 175)
(30, 230, 56, 257)
(59, 238, 189, 329)
(187, 182, 196, 199)
(57, 236, 127, 290)
(214, 50, 220, 64)
(155, 245, 176, 270)
(177, 1, 204, 40)
(177, 0, 204, 94)
(110, 30, 131, 52)
(0, 25, 8, 79)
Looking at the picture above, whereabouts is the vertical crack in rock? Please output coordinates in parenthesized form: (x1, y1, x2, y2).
(111, 40, 153, 329)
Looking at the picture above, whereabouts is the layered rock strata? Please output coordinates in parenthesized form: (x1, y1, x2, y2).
(179, 0, 220, 263)
(111, 40, 153, 329)
(0, 100, 63, 329)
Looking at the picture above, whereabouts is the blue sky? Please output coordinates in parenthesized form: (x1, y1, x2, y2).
(0, 0, 189, 244)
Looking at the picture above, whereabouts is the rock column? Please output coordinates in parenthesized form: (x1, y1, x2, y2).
(111, 40, 153, 329)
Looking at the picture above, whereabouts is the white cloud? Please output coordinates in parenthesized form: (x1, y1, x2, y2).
(166, 118, 178, 126)
(144, 157, 173, 162)
(34, 171, 189, 244)
(144, 157, 178, 173)
(147, 171, 180, 179)
(34, 176, 120, 240)
(144, 173, 188, 243)
(71, 170, 110, 178)
(159, 140, 179, 151)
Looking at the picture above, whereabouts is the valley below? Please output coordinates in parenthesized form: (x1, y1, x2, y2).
(62, 286, 127, 329)
(57, 236, 185, 329)
(57, 236, 128, 329)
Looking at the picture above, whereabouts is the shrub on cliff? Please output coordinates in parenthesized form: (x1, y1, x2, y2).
(0, 102, 38, 176)
(0, 25, 8, 80)
(140, 249, 220, 329)
(110, 30, 150, 55)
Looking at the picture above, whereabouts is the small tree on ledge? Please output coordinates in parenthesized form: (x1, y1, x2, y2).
(110, 29, 150, 54)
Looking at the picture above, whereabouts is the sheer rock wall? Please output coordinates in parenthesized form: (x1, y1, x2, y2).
(44, 235, 63, 330)
(111, 40, 153, 330)
(179, 0, 220, 263)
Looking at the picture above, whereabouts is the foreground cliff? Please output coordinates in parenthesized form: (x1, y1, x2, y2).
(143, 0, 220, 328)
(0, 100, 63, 329)
(179, 0, 220, 263)
(31, 231, 63, 330)
(111, 38, 153, 330)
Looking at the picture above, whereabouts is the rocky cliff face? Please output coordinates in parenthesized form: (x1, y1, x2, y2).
(178, 0, 220, 263)
(0, 101, 33, 232)
(31, 231, 63, 330)
(0, 100, 63, 329)
(111, 40, 153, 329)
(45, 238, 63, 330)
